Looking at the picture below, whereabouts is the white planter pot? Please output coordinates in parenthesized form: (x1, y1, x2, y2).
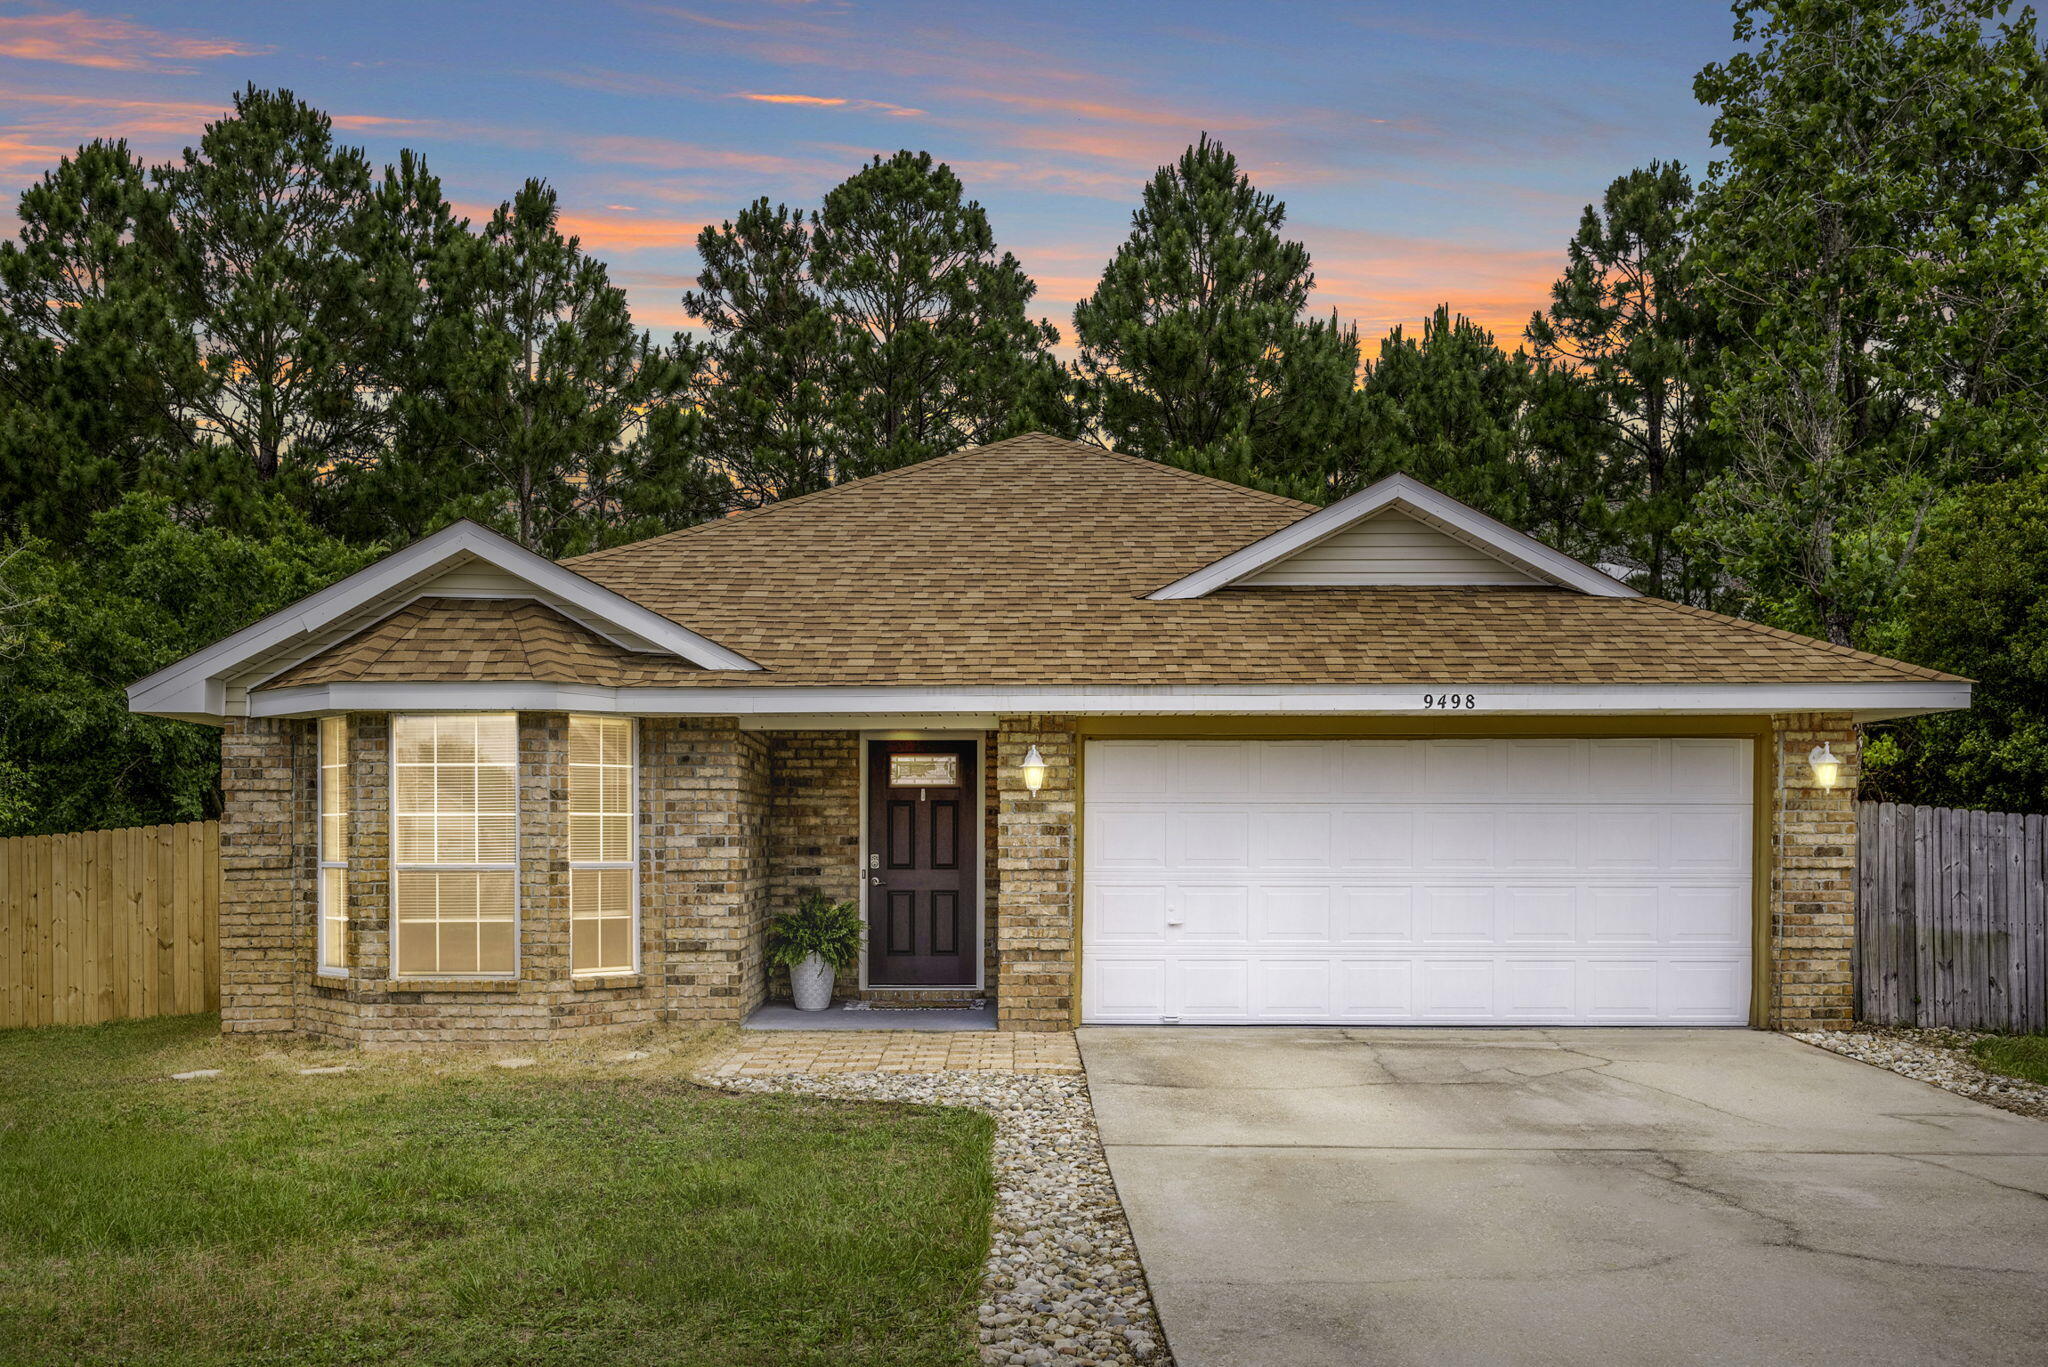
(790, 954, 835, 1012)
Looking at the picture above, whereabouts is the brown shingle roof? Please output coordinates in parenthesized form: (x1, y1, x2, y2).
(263, 598, 701, 689)
(259, 433, 1960, 692)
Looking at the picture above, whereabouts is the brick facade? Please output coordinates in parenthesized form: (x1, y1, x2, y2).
(216, 709, 1862, 1043)
(1768, 712, 1859, 1030)
(218, 718, 308, 1034)
(994, 716, 1079, 1032)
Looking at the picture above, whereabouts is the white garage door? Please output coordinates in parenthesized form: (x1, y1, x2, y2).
(1082, 738, 1753, 1025)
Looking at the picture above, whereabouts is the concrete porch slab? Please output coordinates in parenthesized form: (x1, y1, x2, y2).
(743, 1002, 996, 1032)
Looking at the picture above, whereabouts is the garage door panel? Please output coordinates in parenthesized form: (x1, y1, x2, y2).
(1082, 739, 1753, 1027)
(1175, 958, 1250, 1018)
(1424, 740, 1506, 797)
(1256, 741, 1338, 798)
(1255, 960, 1332, 1018)
(1501, 886, 1578, 943)
(1664, 885, 1748, 944)
(1178, 741, 1251, 794)
(1422, 811, 1496, 868)
(1169, 809, 1250, 868)
(1178, 885, 1251, 942)
(1333, 959, 1415, 1018)
(1416, 958, 1496, 1017)
(1256, 885, 1333, 942)
(1501, 959, 1577, 1018)
(1670, 739, 1748, 800)
(1254, 808, 1333, 868)
(1504, 739, 1587, 799)
(1090, 808, 1168, 869)
(1337, 886, 1413, 942)
(1501, 810, 1580, 868)
(1089, 884, 1169, 945)
(1084, 957, 1168, 1021)
(1420, 886, 1495, 943)
(1332, 808, 1415, 867)
(1668, 809, 1749, 870)
(1340, 741, 1424, 797)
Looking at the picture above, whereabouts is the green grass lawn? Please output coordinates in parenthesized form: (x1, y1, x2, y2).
(0, 1016, 993, 1367)
(1970, 1033, 2048, 1086)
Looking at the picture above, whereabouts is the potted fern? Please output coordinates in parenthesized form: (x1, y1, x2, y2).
(766, 890, 864, 1012)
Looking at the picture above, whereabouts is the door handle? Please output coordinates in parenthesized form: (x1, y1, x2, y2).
(1166, 916, 1184, 927)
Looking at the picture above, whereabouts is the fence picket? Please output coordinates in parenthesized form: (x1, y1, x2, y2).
(0, 821, 221, 1029)
(1857, 803, 2048, 1031)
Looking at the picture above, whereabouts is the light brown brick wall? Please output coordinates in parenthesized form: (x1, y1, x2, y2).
(221, 712, 772, 1047)
(643, 717, 771, 1025)
(219, 718, 310, 1034)
(1769, 712, 1859, 1030)
(995, 716, 1078, 1031)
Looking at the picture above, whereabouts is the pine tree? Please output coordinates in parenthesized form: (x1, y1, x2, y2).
(154, 85, 385, 490)
(0, 140, 194, 546)
(1687, 0, 2048, 646)
(1075, 135, 1357, 492)
(811, 151, 1071, 478)
(1350, 306, 1532, 523)
(1528, 162, 1723, 603)
(685, 199, 841, 507)
(413, 179, 717, 556)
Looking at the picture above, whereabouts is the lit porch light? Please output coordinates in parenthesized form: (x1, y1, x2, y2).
(1808, 742, 1842, 790)
(1020, 744, 1048, 793)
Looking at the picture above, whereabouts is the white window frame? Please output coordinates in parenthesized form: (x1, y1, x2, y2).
(569, 715, 640, 977)
(389, 712, 521, 980)
(316, 715, 349, 976)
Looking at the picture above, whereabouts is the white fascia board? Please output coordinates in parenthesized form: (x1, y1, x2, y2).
(126, 520, 759, 719)
(1148, 473, 1639, 600)
(241, 679, 1970, 723)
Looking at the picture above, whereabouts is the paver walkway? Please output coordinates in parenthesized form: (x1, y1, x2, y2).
(706, 1029, 1082, 1076)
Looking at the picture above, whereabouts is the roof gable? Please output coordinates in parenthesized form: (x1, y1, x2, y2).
(1147, 473, 1637, 600)
(128, 519, 758, 721)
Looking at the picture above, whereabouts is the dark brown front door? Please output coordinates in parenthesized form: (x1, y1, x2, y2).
(866, 739, 978, 987)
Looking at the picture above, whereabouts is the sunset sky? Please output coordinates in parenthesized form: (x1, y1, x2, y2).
(0, 0, 1739, 355)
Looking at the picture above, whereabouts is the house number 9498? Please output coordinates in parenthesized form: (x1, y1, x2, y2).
(1422, 692, 1478, 710)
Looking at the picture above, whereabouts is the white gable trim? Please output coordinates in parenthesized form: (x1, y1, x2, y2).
(1147, 473, 1639, 600)
(127, 520, 760, 721)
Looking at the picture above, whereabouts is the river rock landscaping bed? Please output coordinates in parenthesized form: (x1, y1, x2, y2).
(711, 1070, 1171, 1367)
(1794, 1026, 2048, 1120)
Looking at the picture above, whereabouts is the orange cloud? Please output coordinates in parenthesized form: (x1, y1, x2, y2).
(737, 92, 923, 116)
(1300, 228, 1562, 354)
(555, 209, 707, 252)
(0, 8, 265, 73)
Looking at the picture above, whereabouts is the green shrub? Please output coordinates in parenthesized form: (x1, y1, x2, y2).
(765, 889, 863, 968)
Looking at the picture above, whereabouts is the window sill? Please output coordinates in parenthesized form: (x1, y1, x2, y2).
(387, 977, 522, 993)
(571, 972, 645, 991)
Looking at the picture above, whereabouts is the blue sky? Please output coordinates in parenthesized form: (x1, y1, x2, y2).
(0, 0, 1739, 350)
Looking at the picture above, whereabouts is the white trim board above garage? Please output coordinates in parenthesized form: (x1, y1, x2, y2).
(1148, 472, 1638, 599)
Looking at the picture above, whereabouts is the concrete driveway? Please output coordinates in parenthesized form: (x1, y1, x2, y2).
(1082, 1028, 2048, 1367)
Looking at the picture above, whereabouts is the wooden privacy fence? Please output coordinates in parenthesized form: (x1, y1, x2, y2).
(1, 821, 219, 1029)
(1857, 802, 2048, 1033)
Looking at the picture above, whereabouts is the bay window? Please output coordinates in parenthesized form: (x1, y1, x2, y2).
(569, 715, 637, 975)
(392, 713, 518, 977)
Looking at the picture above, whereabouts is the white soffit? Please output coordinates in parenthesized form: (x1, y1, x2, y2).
(1148, 472, 1639, 600)
(127, 519, 759, 721)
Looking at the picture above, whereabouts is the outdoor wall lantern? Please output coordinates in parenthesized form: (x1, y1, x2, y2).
(1808, 742, 1842, 790)
(1020, 745, 1048, 793)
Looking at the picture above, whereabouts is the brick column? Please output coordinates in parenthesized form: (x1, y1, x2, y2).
(995, 715, 1079, 1032)
(1770, 712, 1859, 1029)
(767, 731, 862, 998)
(218, 717, 310, 1034)
(643, 718, 770, 1023)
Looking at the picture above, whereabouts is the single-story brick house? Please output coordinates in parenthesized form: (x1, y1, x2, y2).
(129, 434, 1967, 1045)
